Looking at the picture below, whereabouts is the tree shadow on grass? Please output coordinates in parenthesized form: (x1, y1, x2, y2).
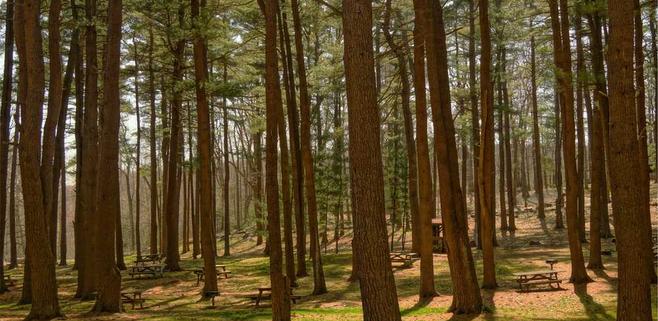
(574, 283, 614, 321)
(400, 294, 436, 316)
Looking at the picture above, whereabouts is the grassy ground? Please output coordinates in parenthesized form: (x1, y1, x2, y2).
(1, 192, 657, 320)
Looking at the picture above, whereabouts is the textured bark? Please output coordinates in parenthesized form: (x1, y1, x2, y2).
(222, 64, 231, 258)
(134, 38, 142, 258)
(277, 10, 297, 286)
(43, 0, 64, 256)
(574, 14, 587, 244)
(0, 0, 14, 293)
(343, 0, 402, 319)
(633, 0, 657, 284)
(55, 21, 77, 267)
(165, 6, 185, 271)
(548, 0, 591, 284)
(92, 0, 123, 312)
(191, 0, 219, 295)
(420, 0, 483, 313)
(607, 1, 653, 318)
(77, 0, 100, 298)
(410, 3, 437, 297)
(479, 0, 497, 290)
(530, 35, 545, 220)
(148, 26, 159, 255)
(586, 1, 612, 239)
(259, 0, 292, 317)
(290, 0, 322, 285)
(72, 0, 83, 272)
(15, 0, 62, 317)
(468, 0, 481, 247)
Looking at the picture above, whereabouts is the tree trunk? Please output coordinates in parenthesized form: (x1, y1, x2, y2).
(420, 0, 483, 312)
(548, 0, 591, 284)
(479, 0, 497, 290)
(343, 0, 402, 318)
(383, 0, 419, 254)
(530, 35, 545, 220)
(191, 0, 219, 295)
(43, 0, 64, 257)
(165, 7, 185, 271)
(586, 4, 613, 239)
(410, 3, 437, 297)
(92, 0, 123, 311)
(134, 38, 142, 258)
(15, 0, 62, 317)
(260, 0, 292, 317)
(76, 0, 100, 299)
(607, 1, 653, 318)
(468, 0, 481, 248)
(148, 26, 159, 255)
(633, 0, 657, 284)
(9, 107, 18, 270)
(575, 14, 587, 244)
(0, 0, 14, 292)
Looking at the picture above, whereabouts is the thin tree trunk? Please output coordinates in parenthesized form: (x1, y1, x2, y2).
(260, 0, 292, 317)
(0, 0, 14, 292)
(148, 26, 158, 255)
(191, 0, 219, 295)
(134, 37, 142, 258)
(479, 0, 497, 290)
(410, 5, 437, 297)
(530, 35, 545, 221)
(468, 0, 481, 248)
(575, 14, 587, 244)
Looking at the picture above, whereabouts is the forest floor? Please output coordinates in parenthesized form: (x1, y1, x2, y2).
(1, 189, 657, 320)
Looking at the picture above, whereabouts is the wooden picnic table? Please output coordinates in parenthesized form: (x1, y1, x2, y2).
(389, 252, 419, 268)
(193, 267, 232, 286)
(128, 263, 165, 279)
(121, 290, 145, 309)
(246, 286, 300, 307)
(545, 258, 558, 270)
(513, 270, 563, 292)
(3, 274, 15, 286)
(134, 254, 164, 266)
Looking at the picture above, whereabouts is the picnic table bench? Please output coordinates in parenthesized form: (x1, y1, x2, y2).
(205, 290, 219, 306)
(389, 252, 419, 268)
(513, 270, 563, 292)
(128, 263, 165, 279)
(134, 254, 164, 266)
(193, 266, 232, 286)
(245, 287, 300, 307)
(3, 274, 15, 286)
(121, 290, 145, 309)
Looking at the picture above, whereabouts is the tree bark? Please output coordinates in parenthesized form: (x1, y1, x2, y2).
(530, 35, 545, 221)
(165, 6, 185, 271)
(76, 0, 100, 299)
(92, 0, 123, 312)
(343, 0, 402, 318)
(479, 0, 497, 290)
(548, 0, 591, 284)
(191, 0, 219, 295)
(0, 0, 14, 292)
(424, 0, 484, 311)
(468, 0, 481, 248)
(410, 2, 437, 298)
(15, 0, 63, 317)
(607, 1, 654, 318)
(259, 0, 292, 317)
(148, 26, 159, 255)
